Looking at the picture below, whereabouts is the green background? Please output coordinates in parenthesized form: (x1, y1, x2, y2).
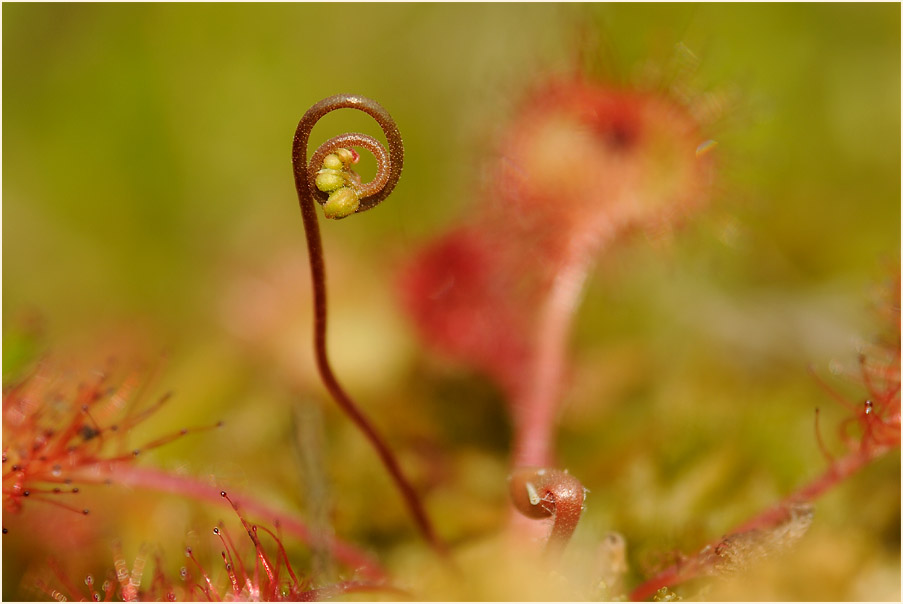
(4, 4, 900, 601)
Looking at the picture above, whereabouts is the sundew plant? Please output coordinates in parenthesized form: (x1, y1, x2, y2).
(3, 4, 900, 601)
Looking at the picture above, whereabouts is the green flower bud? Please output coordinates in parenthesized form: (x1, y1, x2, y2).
(315, 168, 346, 192)
(323, 187, 360, 219)
(322, 153, 344, 171)
(334, 147, 358, 165)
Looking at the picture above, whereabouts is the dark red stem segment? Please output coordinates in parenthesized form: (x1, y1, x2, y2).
(291, 94, 444, 554)
(509, 466, 585, 558)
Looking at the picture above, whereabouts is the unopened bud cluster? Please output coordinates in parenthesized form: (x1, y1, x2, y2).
(315, 147, 362, 219)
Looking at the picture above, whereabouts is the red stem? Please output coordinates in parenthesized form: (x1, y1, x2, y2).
(510, 208, 619, 467)
(508, 227, 614, 547)
(291, 94, 444, 554)
(70, 463, 387, 582)
(512, 246, 595, 469)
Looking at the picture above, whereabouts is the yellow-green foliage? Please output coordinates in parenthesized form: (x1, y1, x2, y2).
(3, 4, 899, 601)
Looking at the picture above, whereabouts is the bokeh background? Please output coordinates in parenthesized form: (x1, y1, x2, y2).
(3, 3, 900, 601)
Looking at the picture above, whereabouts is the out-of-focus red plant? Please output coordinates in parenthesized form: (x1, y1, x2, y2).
(401, 76, 715, 471)
(399, 64, 898, 594)
(5, 356, 389, 595)
(2, 359, 193, 519)
(400, 73, 716, 554)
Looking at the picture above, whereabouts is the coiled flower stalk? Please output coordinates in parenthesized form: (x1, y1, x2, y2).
(291, 95, 444, 554)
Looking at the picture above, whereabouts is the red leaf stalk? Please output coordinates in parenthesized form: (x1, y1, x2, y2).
(72, 462, 387, 582)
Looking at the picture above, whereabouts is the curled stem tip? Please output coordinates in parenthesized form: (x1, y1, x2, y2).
(509, 466, 586, 557)
(293, 94, 403, 219)
(292, 95, 444, 554)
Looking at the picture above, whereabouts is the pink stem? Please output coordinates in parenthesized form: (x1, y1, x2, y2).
(508, 225, 615, 546)
(512, 244, 595, 469)
(70, 463, 386, 582)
